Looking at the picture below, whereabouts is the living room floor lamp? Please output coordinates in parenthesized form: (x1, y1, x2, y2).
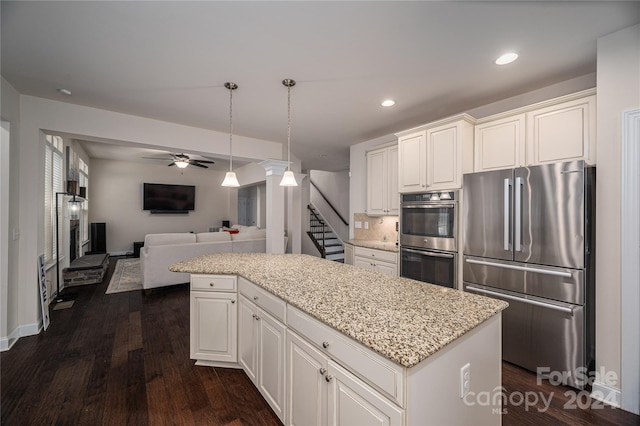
(54, 192, 82, 303)
(221, 82, 240, 187)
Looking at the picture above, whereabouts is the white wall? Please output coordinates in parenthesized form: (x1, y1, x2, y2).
(0, 77, 22, 350)
(595, 23, 640, 410)
(90, 159, 233, 254)
(309, 170, 350, 242)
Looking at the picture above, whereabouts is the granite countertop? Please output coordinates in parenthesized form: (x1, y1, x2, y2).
(345, 239, 399, 253)
(170, 253, 507, 368)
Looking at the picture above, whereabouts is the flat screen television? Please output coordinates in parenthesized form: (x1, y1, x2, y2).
(143, 183, 195, 213)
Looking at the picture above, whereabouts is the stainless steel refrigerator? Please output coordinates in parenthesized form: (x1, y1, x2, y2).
(462, 160, 595, 388)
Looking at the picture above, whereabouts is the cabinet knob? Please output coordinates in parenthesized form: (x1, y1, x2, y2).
(255, 315, 260, 321)
(209, 282, 215, 287)
(325, 375, 333, 383)
(253, 296, 258, 301)
(319, 368, 327, 376)
(231, 300, 235, 304)
(252, 314, 256, 319)
(322, 341, 330, 349)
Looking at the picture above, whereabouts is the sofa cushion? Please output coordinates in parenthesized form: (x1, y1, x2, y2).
(144, 233, 196, 246)
(196, 232, 232, 243)
(231, 229, 267, 241)
(232, 224, 260, 232)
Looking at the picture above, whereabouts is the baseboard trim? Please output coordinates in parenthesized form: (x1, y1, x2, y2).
(591, 381, 622, 408)
(0, 322, 41, 352)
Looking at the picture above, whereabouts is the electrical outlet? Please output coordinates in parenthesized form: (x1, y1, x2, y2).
(355, 221, 362, 229)
(364, 222, 369, 229)
(460, 363, 470, 398)
(12, 228, 20, 240)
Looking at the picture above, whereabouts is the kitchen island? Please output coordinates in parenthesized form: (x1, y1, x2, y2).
(171, 253, 508, 425)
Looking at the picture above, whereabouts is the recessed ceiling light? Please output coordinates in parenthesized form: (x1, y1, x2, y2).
(57, 88, 72, 96)
(495, 52, 518, 65)
(381, 99, 395, 107)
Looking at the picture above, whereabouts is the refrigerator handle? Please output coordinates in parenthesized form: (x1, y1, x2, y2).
(515, 177, 523, 252)
(503, 178, 511, 251)
(465, 285, 575, 314)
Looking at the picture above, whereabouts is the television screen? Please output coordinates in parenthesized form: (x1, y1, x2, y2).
(143, 183, 195, 212)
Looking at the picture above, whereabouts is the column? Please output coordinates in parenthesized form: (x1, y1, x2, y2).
(259, 160, 289, 254)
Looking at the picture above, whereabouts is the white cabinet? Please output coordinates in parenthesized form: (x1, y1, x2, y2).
(190, 275, 237, 365)
(366, 145, 399, 215)
(526, 95, 596, 165)
(473, 92, 596, 171)
(238, 280, 287, 423)
(328, 360, 403, 426)
(353, 246, 398, 276)
(344, 244, 354, 266)
(397, 115, 474, 192)
(286, 328, 403, 426)
(474, 114, 526, 172)
(397, 131, 426, 193)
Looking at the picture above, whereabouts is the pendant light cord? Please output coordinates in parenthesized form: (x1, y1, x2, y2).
(229, 86, 233, 171)
(287, 84, 291, 171)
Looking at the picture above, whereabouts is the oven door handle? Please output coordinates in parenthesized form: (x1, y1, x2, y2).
(402, 248, 455, 259)
(401, 203, 456, 209)
(465, 285, 575, 314)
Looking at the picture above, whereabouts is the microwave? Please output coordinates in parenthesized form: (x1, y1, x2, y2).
(400, 191, 457, 252)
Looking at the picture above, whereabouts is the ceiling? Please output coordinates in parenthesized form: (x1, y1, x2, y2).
(2, 1, 639, 171)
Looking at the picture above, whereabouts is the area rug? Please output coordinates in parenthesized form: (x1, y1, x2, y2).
(106, 258, 142, 294)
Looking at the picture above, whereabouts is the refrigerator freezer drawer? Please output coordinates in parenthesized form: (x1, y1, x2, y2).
(463, 256, 584, 305)
(465, 283, 587, 389)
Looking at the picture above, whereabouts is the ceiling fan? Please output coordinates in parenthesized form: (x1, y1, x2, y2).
(165, 153, 215, 169)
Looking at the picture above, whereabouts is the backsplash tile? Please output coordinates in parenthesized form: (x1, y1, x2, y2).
(353, 213, 399, 243)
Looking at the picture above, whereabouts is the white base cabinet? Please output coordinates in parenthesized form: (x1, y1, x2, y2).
(353, 246, 398, 276)
(190, 275, 238, 366)
(238, 293, 286, 423)
(286, 329, 403, 426)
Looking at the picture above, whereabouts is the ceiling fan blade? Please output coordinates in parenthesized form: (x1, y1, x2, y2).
(192, 159, 215, 164)
(168, 162, 176, 167)
(191, 162, 208, 169)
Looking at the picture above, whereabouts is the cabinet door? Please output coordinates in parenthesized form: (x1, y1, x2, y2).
(258, 309, 286, 423)
(286, 331, 329, 426)
(374, 261, 397, 277)
(327, 361, 403, 426)
(190, 291, 237, 363)
(344, 244, 354, 266)
(398, 131, 426, 193)
(387, 146, 399, 215)
(427, 124, 459, 190)
(526, 95, 596, 165)
(354, 256, 374, 271)
(474, 114, 526, 171)
(238, 295, 257, 384)
(366, 148, 388, 215)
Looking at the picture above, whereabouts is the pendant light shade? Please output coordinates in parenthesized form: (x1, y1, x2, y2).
(280, 79, 298, 187)
(221, 82, 240, 187)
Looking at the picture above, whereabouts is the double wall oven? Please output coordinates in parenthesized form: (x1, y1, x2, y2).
(400, 191, 458, 288)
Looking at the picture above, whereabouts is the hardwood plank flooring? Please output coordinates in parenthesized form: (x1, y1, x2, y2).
(2, 256, 638, 425)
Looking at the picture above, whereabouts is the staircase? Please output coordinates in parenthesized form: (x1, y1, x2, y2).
(307, 205, 345, 263)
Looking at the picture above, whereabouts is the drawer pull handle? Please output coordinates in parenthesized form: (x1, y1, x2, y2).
(325, 375, 333, 383)
(319, 368, 327, 376)
(322, 341, 330, 349)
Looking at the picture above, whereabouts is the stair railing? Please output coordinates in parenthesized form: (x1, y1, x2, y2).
(307, 205, 327, 257)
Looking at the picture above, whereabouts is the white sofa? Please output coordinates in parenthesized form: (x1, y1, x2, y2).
(140, 228, 271, 290)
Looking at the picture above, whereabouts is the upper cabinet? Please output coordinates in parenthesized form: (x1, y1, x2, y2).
(473, 90, 596, 172)
(366, 144, 398, 215)
(397, 114, 474, 193)
(526, 95, 596, 165)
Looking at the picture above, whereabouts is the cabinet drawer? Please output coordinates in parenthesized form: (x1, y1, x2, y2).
(287, 305, 405, 407)
(353, 246, 397, 264)
(191, 274, 237, 292)
(238, 277, 286, 323)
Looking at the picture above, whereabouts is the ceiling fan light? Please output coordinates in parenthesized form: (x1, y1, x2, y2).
(175, 160, 189, 169)
(221, 171, 240, 187)
(280, 170, 298, 187)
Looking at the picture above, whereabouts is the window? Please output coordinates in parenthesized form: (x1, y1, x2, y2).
(78, 158, 89, 243)
(44, 135, 64, 265)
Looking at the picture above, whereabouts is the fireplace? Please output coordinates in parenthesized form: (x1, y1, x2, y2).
(69, 219, 80, 263)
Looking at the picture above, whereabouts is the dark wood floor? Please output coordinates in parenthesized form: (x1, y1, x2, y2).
(2, 256, 639, 425)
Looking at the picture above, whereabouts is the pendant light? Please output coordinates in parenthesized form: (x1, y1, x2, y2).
(280, 79, 298, 187)
(221, 82, 240, 187)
